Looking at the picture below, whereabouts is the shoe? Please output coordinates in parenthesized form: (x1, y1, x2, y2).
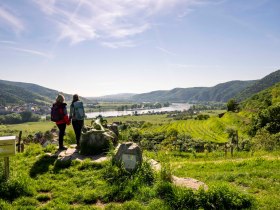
(59, 146, 67, 151)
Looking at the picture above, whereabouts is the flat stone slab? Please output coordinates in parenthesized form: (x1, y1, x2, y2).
(53, 146, 109, 162)
(149, 158, 208, 190)
(148, 159, 161, 171)
(172, 176, 208, 190)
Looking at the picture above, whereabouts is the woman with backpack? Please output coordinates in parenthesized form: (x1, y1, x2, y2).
(69, 94, 85, 149)
(52, 94, 70, 150)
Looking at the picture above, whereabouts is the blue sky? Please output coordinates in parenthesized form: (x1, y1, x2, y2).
(0, 0, 279, 97)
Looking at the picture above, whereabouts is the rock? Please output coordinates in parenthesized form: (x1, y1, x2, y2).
(114, 142, 142, 171)
(172, 176, 208, 190)
(80, 129, 112, 155)
(80, 117, 117, 155)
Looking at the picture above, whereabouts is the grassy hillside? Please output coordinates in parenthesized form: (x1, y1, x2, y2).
(0, 83, 50, 105)
(235, 69, 280, 102)
(241, 81, 280, 113)
(141, 112, 249, 143)
(0, 80, 90, 106)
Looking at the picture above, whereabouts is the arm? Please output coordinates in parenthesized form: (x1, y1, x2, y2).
(69, 104, 74, 121)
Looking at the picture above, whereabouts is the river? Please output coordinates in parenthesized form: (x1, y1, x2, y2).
(86, 103, 191, 118)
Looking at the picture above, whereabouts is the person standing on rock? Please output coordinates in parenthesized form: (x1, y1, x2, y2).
(51, 94, 70, 150)
(69, 94, 85, 149)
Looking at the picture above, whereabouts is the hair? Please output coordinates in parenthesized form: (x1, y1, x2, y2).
(56, 94, 65, 103)
(72, 94, 79, 103)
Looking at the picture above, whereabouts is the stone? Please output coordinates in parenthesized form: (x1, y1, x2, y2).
(80, 117, 117, 155)
(114, 142, 142, 171)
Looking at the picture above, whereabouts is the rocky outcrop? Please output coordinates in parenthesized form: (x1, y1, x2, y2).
(80, 118, 117, 155)
(114, 142, 142, 171)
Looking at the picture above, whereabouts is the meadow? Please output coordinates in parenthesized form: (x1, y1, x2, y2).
(0, 112, 279, 209)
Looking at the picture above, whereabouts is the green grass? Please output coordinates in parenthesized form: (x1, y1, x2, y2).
(146, 150, 280, 209)
(106, 114, 173, 125)
(0, 144, 258, 209)
(140, 112, 250, 143)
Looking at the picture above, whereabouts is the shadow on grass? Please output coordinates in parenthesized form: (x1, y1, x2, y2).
(29, 155, 57, 178)
(53, 157, 72, 173)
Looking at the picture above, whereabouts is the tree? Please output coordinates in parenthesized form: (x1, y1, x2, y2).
(227, 99, 239, 112)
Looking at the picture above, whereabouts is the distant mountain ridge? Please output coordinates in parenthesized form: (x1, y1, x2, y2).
(131, 81, 256, 102)
(130, 69, 280, 103)
(0, 79, 90, 106)
(1, 69, 280, 106)
(234, 69, 280, 102)
(88, 93, 136, 102)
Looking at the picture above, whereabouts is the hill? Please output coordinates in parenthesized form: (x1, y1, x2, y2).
(88, 93, 136, 102)
(131, 81, 255, 103)
(235, 69, 280, 102)
(0, 80, 90, 106)
(241, 81, 280, 113)
(0, 82, 49, 105)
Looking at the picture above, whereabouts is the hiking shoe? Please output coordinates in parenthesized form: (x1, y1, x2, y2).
(59, 146, 67, 151)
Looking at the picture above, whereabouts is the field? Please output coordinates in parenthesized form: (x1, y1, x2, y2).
(0, 112, 279, 209)
(146, 150, 280, 209)
(106, 112, 249, 143)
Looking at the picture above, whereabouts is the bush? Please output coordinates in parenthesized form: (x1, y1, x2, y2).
(0, 176, 35, 202)
(24, 144, 44, 157)
(102, 160, 155, 202)
(198, 184, 255, 209)
(156, 182, 255, 210)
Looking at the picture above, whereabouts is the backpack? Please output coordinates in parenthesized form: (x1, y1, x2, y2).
(51, 104, 64, 122)
(73, 101, 85, 120)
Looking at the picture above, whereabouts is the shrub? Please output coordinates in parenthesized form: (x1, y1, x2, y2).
(36, 194, 51, 202)
(24, 143, 44, 157)
(102, 160, 155, 202)
(198, 184, 255, 209)
(0, 176, 35, 202)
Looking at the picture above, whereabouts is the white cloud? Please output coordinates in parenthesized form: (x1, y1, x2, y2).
(32, 0, 206, 46)
(0, 40, 16, 44)
(101, 40, 137, 49)
(0, 7, 24, 33)
(156, 47, 176, 56)
(5, 46, 53, 59)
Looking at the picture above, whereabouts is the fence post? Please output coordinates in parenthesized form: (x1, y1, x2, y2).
(4, 157, 9, 180)
(17, 131, 22, 153)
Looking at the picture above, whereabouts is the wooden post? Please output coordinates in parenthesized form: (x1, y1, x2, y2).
(17, 131, 22, 153)
(4, 157, 9, 180)
(224, 143, 227, 157)
(21, 143, 24, 152)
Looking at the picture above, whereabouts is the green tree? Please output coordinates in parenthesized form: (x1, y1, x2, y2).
(227, 99, 239, 112)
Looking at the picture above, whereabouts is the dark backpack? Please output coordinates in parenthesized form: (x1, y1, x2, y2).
(51, 104, 64, 122)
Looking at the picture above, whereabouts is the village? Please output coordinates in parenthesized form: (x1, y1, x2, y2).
(0, 103, 50, 116)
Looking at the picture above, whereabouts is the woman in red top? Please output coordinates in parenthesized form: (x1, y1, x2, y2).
(54, 94, 70, 150)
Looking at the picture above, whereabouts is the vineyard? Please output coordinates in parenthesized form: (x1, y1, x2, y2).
(141, 112, 249, 143)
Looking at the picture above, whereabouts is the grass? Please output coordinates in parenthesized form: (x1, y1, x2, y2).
(0, 143, 258, 209)
(0, 112, 277, 209)
(140, 112, 250, 143)
(105, 114, 173, 125)
(146, 150, 280, 209)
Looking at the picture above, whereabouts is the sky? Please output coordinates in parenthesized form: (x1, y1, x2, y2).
(0, 0, 279, 97)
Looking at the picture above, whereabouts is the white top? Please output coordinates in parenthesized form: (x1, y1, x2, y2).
(0, 136, 16, 141)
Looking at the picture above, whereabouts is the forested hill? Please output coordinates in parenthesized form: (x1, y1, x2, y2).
(0, 82, 50, 106)
(241, 81, 280, 113)
(131, 80, 255, 103)
(235, 69, 280, 102)
(0, 80, 90, 106)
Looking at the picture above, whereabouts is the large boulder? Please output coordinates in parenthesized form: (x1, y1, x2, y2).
(114, 142, 142, 171)
(80, 118, 117, 155)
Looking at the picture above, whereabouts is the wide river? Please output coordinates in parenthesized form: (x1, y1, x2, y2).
(86, 103, 191, 118)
